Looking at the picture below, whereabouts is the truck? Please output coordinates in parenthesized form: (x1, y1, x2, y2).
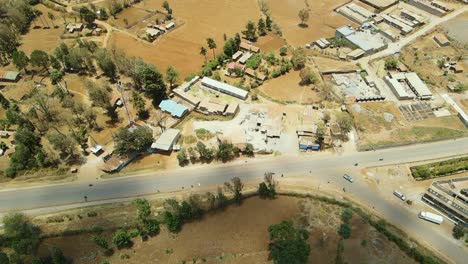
(418, 211, 444, 224)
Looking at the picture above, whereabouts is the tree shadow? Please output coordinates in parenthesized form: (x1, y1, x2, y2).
(298, 23, 309, 28)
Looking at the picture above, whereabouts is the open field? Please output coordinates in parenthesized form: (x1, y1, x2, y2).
(258, 70, 320, 103)
(109, 0, 262, 78)
(266, 0, 356, 46)
(34, 195, 417, 264)
(352, 102, 467, 148)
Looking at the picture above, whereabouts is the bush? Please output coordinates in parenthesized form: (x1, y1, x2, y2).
(87, 211, 98, 217)
(112, 229, 131, 248)
(452, 224, 466, 240)
(384, 57, 398, 70)
(245, 54, 262, 70)
(341, 208, 353, 224)
(338, 224, 351, 239)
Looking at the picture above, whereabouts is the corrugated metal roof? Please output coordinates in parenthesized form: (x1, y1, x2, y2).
(405, 72, 432, 97)
(201, 77, 248, 99)
(2, 71, 19, 81)
(152, 129, 180, 151)
(336, 25, 355, 37)
(158, 100, 188, 118)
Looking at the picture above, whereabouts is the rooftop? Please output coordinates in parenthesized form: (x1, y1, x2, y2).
(151, 128, 180, 151)
(239, 42, 260, 53)
(159, 99, 188, 118)
(201, 77, 248, 99)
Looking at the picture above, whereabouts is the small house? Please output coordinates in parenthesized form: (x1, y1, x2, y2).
(224, 103, 239, 116)
(146, 28, 160, 39)
(245, 68, 266, 81)
(90, 144, 103, 155)
(66, 23, 84, 33)
(198, 99, 227, 115)
(0, 71, 20, 82)
(150, 128, 180, 152)
(159, 99, 188, 118)
(232, 51, 243, 61)
(239, 42, 260, 53)
(433, 34, 449, 47)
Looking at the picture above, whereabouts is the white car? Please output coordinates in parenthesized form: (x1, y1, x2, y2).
(393, 190, 406, 201)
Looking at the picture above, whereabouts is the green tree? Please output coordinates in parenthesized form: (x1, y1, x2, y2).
(0, 252, 9, 264)
(165, 65, 179, 88)
(258, 18, 267, 36)
(79, 7, 97, 25)
(200, 46, 207, 64)
(196, 141, 213, 162)
(30, 50, 50, 72)
(216, 141, 235, 162)
(265, 15, 272, 31)
(291, 48, 306, 69)
(384, 57, 397, 70)
(162, 1, 170, 11)
(96, 49, 117, 80)
(177, 148, 188, 165)
(2, 212, 40, 255)
(223, 38, 236, 58)
(91, 234, 109, 250)
(133, 198, 151, 222)
(112, 229, 131, 248)
(243, 143, 254, 156)
(50, 246, 68, 264)
(98, 8, 108, 20)
(49, 69, 64, 85)
(47, 12, 55, 28)
(279, 46, 287, 56)
(131, 91, 148, 119)
(338, 223, 351, 239)
(8, 126, 45, 177)
(0, 25, 19, 57)
(224, 177, 244, 204)
(336, 112, 353, 134)
(299, 67, 316, 85)
(452, 224, 466, 240)
(113, 126, 153, 155)
(341, 208, 353, 224)
(268, 221, 310, 264)
(47, 131, 76, 157)
(86, 80, 111, 109)
(242, 21, 257, 41)
(206, 38, 217, 59)
(298, 8, 310, 26)
(12, 51, 29, 73)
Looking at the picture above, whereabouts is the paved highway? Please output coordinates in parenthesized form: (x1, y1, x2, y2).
(0, 138, 467, 262)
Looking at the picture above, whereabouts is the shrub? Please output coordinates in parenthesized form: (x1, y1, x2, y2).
(112, 229, 131, 248)
(338, 224, 351, 239)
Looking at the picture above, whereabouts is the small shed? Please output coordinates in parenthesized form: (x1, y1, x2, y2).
(151, 128, 180, 151)
(224, 103, 239, 116)
(239, 42, 260, 53)
(232, 51, 243, 61)
(433, 34, 450, 47)
(165, 22, 175, 30)
(0, 71, 20, 82)
(90, 144, 103, 155)
(66, 23, 84, 33)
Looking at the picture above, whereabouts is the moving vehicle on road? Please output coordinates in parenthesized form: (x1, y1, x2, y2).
(418, 211, 444, 224)
(393, 190, 406, 201)
(343, 174, 354, 183)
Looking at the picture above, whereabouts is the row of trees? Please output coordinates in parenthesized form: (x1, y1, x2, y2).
(177, 141, 254, 166)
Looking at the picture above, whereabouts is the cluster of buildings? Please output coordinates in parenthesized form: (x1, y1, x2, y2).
(296, 106, 333, 151)
(337, 3, 376, 24)
(335, 25, 388, 58)
(384, 72, 433, 100)
(145, 21, 175, 41)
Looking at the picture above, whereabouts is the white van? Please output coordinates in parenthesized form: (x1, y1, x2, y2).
(393, 190, 406, 201)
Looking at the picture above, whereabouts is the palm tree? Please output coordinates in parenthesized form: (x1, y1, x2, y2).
(48, 12, 56, 28)
(206, 38, 216, 59)
(200, 46, 207, 64)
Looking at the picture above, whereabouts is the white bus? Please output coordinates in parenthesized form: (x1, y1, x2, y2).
(418, 211, 443, 225)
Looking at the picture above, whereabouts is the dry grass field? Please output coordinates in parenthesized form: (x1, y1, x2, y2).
(259, 70, 321, 104)
(109, 0, 262, 78)
(266, 0, 355, 46)
(35, 196, 416, 264)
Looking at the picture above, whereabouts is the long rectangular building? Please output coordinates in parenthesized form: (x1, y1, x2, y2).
(384, 76, 414, 100)
(201, 77, 248, 100)
(404, 72, 432, 99)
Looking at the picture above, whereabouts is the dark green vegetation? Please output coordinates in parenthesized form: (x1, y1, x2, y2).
(410, 156, 468, 180)
(267, 221, 310, 264)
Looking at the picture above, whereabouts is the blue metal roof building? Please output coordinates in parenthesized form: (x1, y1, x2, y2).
(159, 100, 188, 118)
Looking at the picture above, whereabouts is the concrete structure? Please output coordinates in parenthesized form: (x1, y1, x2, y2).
(386, 72, 432, 100)
(441, 93, 468, 127)
(408, 0, 447, 17)
(332, 73, 384, 101)
(232, 51, 243, 61)
(400, 9, 427, 25)
(239, 42, 260, 53)
(180, 75, 200, 92)
(0, 71, 20, 82)
(224, 103, 239, 116)
(201, 77, 248, 100)
(433, 33, 450, 47)
(173, 88, 200, 107)
(380, 14, 413, 35)
(101, 154, 137, 173)
(404, 72, 432, 99)
(158, 99, 188, 118)
(347, 48, 365, 60)
(238, 52, 253, 64)
(151, 129, 180, 151)
(337, 3, 375, 24)
(384, 75, 414, 100)
(165, 22, 175, 30)
(198, 99, 227, 115)
(66, 23, 83, 33)
(358, 0, 398, 10)
(335, 25, 387, 54)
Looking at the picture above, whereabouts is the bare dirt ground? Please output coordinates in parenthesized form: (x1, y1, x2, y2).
(109, 0, 262, 78)
(259, 70, 320, 103)
(36, 195, 415, 264)
(441, 10, 468, 44)
(266, 0, 355, 47)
